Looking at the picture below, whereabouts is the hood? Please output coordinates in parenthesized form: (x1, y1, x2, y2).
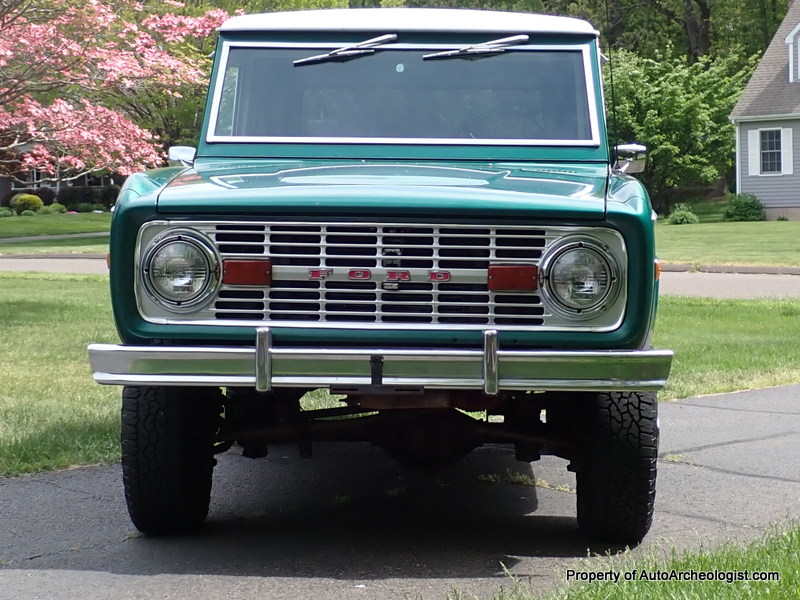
(156, 161, 609, 219)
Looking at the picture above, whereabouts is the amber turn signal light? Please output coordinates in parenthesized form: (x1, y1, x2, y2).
(487, 264, 538, 291)
(222, 259, 272, 285)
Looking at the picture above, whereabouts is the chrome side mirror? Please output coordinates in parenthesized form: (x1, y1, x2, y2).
(168, 146, 197, 166)
(614, 143, 647, 174)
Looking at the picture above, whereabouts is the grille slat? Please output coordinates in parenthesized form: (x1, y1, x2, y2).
(204, 222, 551, 326)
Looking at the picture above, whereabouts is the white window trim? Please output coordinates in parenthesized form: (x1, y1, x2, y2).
(11, 168, 43, 189)
(748, 127, 793, 176)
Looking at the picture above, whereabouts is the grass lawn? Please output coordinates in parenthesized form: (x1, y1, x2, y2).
(525, 526, 798, 600)
(655, 296, 800, 399)
(0, 235, 108, 255)
(656, 220, 800, 266)
(680, 196, 727, 223)
(0, 273, 118, 477)
(0, 212, 111, 238)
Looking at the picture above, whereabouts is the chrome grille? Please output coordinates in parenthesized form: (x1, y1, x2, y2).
(201, 223, 550, 325)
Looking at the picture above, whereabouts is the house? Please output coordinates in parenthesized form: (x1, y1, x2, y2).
(730, 0, 800, 219)
(0, 170, 115, 205)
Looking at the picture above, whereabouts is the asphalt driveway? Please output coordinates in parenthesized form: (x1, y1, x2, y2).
(0, 385, 798, 600)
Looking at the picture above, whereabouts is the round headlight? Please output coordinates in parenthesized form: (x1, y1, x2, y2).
(144, 234, 218, 307)
(543, 241, 618, 315)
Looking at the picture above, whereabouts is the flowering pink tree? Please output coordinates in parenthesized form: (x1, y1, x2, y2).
(0, 0, 230, 185)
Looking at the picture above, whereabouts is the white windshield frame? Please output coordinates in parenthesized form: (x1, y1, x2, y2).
(206, 41, 602, 147)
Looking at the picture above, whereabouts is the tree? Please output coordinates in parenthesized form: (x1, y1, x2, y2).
(0, 0, 230, 185)
(606, 48, 757, 211)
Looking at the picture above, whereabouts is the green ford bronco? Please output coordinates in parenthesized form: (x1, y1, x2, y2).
(89, 7, 673, 544)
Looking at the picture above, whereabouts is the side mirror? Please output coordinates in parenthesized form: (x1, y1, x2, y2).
(614, 143, 647, 174)
(168, 146, 197, 166)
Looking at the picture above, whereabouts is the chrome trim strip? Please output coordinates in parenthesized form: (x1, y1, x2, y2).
(89, 342, 673, 391)
(483, 330, 499, 395)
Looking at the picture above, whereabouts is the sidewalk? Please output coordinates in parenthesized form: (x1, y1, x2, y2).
(662, 262, 800, 276)
(0, 231, 108, 244)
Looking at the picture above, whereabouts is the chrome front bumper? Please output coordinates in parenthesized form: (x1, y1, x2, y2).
(88, 329, 673, 394)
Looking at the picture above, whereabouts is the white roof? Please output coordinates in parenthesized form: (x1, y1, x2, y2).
(219, 8, 598, 37)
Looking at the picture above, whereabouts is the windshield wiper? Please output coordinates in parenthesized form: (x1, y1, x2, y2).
(422, 34, 530, 61)
(294, 33, 397, 66)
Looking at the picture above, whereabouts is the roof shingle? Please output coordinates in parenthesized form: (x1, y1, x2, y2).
(730, 1, 800, 120)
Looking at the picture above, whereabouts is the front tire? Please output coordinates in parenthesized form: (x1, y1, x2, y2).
(121, 386, 222, 535)
(575, 391, 658, 545)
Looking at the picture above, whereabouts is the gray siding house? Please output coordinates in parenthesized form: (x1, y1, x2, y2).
(731, 0, 800, 219)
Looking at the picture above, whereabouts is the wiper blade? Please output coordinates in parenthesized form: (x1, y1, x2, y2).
(294, 33, 397, 66)
(422, 34, 530, 60)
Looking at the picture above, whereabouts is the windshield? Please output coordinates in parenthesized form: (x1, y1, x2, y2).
(209, 44, 596, 145)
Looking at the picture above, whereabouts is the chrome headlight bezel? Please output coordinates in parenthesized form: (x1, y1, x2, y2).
(539, 237, 621, 320)
(140, 229, 220, 311)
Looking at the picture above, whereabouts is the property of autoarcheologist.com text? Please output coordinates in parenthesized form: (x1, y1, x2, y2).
(565, 569, 781, 584)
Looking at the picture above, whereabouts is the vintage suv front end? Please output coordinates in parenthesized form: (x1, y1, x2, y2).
(89, 8, 672, 544)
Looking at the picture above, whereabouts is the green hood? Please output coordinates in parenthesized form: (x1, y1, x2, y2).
(155, 160, 608, 219)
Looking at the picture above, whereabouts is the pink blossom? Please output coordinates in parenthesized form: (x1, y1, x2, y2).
(0, 0, 232, 183)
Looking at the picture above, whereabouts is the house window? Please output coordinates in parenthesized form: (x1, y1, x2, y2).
(11, 168, 43, 189)
(760, 130, 782, 173)
(747, 127, 793, 176)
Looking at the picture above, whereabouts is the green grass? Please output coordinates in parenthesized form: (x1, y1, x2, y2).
(0, 272, 118, 477)
(0, 212, 111, 238)
(453, 526, 799, 599)
(673, 197, 727, 223)
(655, 296, 800, 400)
(0, 235, 109, 255)
(656, 220, 800, 266)
(522, 526, 798, 600)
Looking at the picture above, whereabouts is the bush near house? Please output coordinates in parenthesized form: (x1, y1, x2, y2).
(10, 193, 43, 214)
(723, 193, 766, 221)
(55, 185, 120, 211)
(666, 203, 700, 225)
(40, 203, 67, 215)
(0, 187, 55, 207)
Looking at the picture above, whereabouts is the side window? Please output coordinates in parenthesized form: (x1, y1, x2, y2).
(748, 127, 793, 176)
(215, 66, 239, 136)
(759, 130, 781, 174)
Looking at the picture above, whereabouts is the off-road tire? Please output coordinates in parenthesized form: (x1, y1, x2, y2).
(121, 386, 222, 535)
(576, 391, 658, 545)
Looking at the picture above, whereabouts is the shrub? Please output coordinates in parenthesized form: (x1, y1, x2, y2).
(76, 202, 94, 213)
(55, 186, 105, 210)
(667, 209, 700, 225)
(40, 202, 68, 215)
(10, 193, 44, 214)
(91, 203, 106, 212)
(20, 210, 36, 216)
(0, 208, 13, 218)
(35, 187, 56, 205)
(723, 193, 765, 222)
(99, 185, 121, 208)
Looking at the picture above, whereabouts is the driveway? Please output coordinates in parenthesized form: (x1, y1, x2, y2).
(0, 385, 798, 600)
